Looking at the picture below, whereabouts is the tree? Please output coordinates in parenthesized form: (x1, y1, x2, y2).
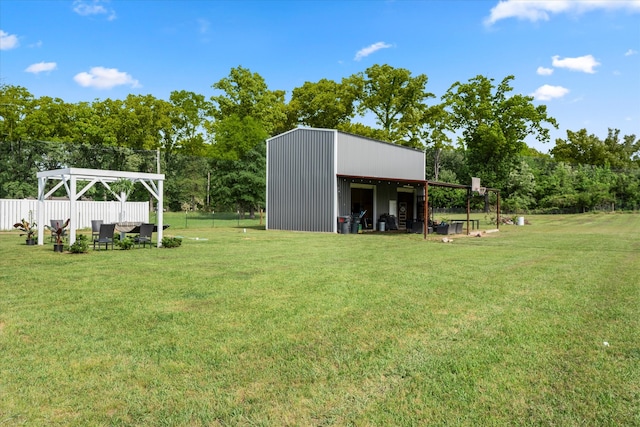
(289, 78, 357, 129)
(0, 84, 33, 142)
(502, 160, 536, 213)
(443, 75, 557, 189)
(552, 128, 639, 169)
(207, 67, 278, 216)
(209, 66, 286, 137)
(210, 142, 266, 217)
(351, 64, 434, 147)
(166, 90, 211, 158)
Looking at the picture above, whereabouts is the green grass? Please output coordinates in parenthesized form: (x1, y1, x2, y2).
(1, 213, 638, 426)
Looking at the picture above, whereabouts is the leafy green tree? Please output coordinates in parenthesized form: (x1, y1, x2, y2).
(443, 75, 557, 189)
(210, 142, 266, 217)
(209, 114, 268, 161)
(165, 154, 210, 211)
(209, 66, 286, 137)
(502, 160, 536, 213)
(0, 85, 43, 197)
(0, 139, 43, 198)
(0, 84, 33, 142)
(350, 64, 434, 147)
(612, 169, 640, 210)
(21, 96, 75, 142)
(574, 165, 616, 211)
(165, 90, 211, 158)
(552, 128, 639, 169)
(207, 67, 279, 216)
(289, 78, 357, 129)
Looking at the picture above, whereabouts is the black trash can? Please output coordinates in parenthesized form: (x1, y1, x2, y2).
(350, 215, 361, 234)
(337, 216, 350, 234)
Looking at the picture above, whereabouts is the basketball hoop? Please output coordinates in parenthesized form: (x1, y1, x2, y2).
(471, 177, 481, 193)
(478, 187, 487, 196)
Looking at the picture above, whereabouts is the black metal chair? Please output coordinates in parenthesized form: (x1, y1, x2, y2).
(93, 223, 116, 250)
(91, 220, 103, 242)
(134, 223, 154, 248)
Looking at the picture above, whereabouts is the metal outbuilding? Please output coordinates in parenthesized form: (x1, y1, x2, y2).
(266, 128, 427, 233)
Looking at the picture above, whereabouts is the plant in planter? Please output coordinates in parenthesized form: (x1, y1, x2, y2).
(51, 219, 70, 252)
(13, 218, 37, 245)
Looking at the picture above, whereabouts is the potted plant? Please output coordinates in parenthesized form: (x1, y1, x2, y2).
(13, 218, 37, 245)
(51, 219, 70, 252)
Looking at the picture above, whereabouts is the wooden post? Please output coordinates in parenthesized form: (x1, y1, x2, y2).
(466, 188, 471, 235)
(496, 191, 500, 230)
(424, 181, 429, 240)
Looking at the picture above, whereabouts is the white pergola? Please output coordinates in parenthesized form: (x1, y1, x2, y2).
(36, 168, 165, 247)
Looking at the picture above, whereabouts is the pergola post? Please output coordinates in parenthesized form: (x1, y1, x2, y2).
(37, 176, 46, 245)
(69, 176, 77, 245)
(157, 179, 164, 248)
(423, 182, 429, 240)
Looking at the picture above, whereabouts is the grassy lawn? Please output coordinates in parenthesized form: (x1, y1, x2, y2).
(1, 213, 638, 426)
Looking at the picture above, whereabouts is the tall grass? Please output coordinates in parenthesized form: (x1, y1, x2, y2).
(1, 213, 638, 426)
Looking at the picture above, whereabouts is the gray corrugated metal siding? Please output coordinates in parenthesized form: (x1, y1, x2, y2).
(267, 129, 335, 232)
(336, 133, 425, 180)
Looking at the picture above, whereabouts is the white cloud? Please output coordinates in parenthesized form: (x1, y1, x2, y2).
(73, 0, 116, 20)
(25, 62, 57, 74)
(625, 49, 638, 56)
(531, 84, 570, 101)
(537, 66, 554, 76)
(74, 66, 140, 89)
(354, 42, 392, 61)
(485, 0, 640, 26)
(0, 30, 19, 50)
(552, 54, 600, 73)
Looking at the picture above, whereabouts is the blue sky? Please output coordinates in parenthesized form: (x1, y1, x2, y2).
(1, 0, 639, 153)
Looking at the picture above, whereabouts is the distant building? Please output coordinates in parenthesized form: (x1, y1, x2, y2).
(266, 128, 426, 233)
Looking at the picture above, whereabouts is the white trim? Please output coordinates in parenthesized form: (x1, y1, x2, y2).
(333, 130, 339, 233)
(265, 139, 270, 230)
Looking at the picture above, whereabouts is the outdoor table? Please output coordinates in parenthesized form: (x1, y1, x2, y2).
(449, 219, 480, 230)
(115, 222, 170, 237)
(115, 222, 141, 240)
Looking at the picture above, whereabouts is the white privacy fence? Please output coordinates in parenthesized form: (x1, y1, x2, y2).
(0, 199, 150, 231)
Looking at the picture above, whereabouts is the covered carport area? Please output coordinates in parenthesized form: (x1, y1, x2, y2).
(425, 180, 500, 238)
(36, 168, 165, 247)
(336, 175, 500, 239)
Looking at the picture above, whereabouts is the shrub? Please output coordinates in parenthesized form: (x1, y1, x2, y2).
(68, 234, 89, 254)
(116, 236, 135, 250)
(161, 236, 182, 248)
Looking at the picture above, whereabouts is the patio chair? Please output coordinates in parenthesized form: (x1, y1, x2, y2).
(93, 223, 116, 250)
(91, 220, 103, 241)
(134, 223, 154, 248)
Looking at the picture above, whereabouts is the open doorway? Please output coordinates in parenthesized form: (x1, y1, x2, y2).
(351, 186, 374, 229)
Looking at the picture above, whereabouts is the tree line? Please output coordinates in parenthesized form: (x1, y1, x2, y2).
(1, 64, 639, 213)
